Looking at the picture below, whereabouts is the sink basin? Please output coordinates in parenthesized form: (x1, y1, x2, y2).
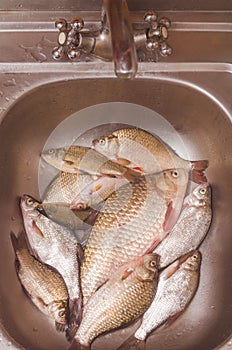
(0, 8, 231, 350)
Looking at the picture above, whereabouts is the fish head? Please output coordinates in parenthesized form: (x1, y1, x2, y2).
(47, 300, 69, 328)
(20, 194, 41, 220)
(92, 134, 120, 158)
(135, 254, 160, 281)
(179, 250, 202, 272)
(156, 168, 189, 199)
(41, 147, 69, 171)
(189, 183, 211, 207)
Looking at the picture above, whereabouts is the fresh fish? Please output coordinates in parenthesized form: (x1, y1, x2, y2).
(42, 172, 99, 231)
(41, 145, 141, 182)
(10, 231, 69, 332)
(154, 183, 212, 268)
(20, 194, 83, 326)
(92, 128, 208, 184)
(117, 250, 201, 350)
(69, 254, 160, 350)
(70, 176, 128, 210)
(81, 168, 189, 305)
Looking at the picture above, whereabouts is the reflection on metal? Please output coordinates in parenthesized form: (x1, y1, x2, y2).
(52, 1, 172, 78)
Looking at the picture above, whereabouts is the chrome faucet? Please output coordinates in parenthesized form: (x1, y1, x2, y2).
(52, 1, 172, 79)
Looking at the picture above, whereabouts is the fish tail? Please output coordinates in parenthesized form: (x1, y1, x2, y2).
(10, 231, 28, 254)
(68, 339, 90, 350)
(190, 160, 209, 184)
(69, 297, 83, 327)
(117, 335, 146, 350)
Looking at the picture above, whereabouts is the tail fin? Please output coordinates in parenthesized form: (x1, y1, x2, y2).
(117, 336, 145, 350)
(10, 231, 28, 254)
(69, 297, 83, 328)
(190, 160, 209, 184)
(68, 339, 90, 350)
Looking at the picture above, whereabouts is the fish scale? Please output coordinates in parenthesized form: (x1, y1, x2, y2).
(70, 254, 159, 349)
(81, 169, 188, 305)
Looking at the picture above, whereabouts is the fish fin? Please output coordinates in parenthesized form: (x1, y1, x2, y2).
(68, 339, 90, 350)
(116, 157, 132, 166)
(55, 321, 66, 332)
(165, 265, 179, 279)
(162, 201, 178, 233)
(69, 297, 83, 328)
(32, 221, 44, 237)
(66, 324, 79, 342)
(10, 231, 28, 253)
(76, 244, 84, 264)
(123, 168, 142, 183)
(133, 166, 145, 173)
(165, 311, 184, 327)
(117, 336, 145, 350)
(190, 160, 209, 184)
(121, 268, 134, 281)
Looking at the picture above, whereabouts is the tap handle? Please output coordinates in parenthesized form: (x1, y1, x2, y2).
(144, 10, 172, 56)
(52, 18, 84, 60)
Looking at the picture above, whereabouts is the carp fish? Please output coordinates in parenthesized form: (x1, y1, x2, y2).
(69, 254, 160, 350)
(117, 250, 201, 350)
(81, 168, 189, 305)
(154, 183, 212, 268)
(92, 128, 208, 184)
(20, 194, 83, 326)
(11, 231, 69, 332)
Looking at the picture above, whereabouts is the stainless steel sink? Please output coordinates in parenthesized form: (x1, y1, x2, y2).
(0, 7, 231, 350)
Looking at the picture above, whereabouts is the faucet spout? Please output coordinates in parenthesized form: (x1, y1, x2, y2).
(103, 0, 138, 79)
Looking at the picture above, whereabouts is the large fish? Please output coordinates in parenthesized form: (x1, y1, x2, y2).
(154, 183, 212, 268)
(92, 127, 208, 183)
(81, 168, 189, 305)
(117, 250, 201, 350)
(41, 145, 141, 182)
(20, 194, 83, 326)
(10, 231, 69, 332)
(69, 254, 160, 350)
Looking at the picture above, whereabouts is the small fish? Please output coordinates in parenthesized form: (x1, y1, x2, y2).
(117, 250, 201, 350)
(92, 128, 208, 184)
(10, 231, 69, 332)
(20, 195, 83, 326)
(70, 176, 128, 210)
(41, 145, 141, 182)
(42, 172, 98, 231)
(69, 254, 160, 350)
(154, 183, 212, 268)
(81, 168, 188, 305)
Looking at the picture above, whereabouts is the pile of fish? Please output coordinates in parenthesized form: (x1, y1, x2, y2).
(10, 127, 212, 350)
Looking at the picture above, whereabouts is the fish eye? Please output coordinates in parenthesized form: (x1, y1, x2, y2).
(150, 260, 157, 267)
(199, 187, 207, 195)
(171, 170, 179, 178)
(48, 149, 54, 154)
(99, 139, 106, 145)
(26, 197, 34, 205)
(76, 203, 86, 210)
(192, 254, 198, 260)
(58, 310, 66, 318)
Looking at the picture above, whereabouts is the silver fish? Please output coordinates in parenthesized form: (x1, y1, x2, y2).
(117, 250, 201, 350)
(69, 254, 160, 350)
(41, 145, 141, 182)
(154, 183, 212, 268)
(81, 168, 189, 305)
(20, 194, 83, 326)
(92, 127, 208, 184)
(11, 231, 69, 332)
